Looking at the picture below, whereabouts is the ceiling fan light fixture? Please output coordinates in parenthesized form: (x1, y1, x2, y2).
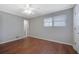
(23, 9, 32, 14)
(23, 4, 35, 15)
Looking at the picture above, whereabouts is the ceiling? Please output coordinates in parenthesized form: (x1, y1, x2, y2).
(0, 4, 74, 19)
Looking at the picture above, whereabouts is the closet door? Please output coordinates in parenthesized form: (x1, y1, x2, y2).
(74, 5, 79, 53)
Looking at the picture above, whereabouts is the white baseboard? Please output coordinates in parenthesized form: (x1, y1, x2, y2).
(73, 44, 79, 53)
(0, 36, 26, 44)
(0, 35, 73, 46)
(29, 36, 73, 46)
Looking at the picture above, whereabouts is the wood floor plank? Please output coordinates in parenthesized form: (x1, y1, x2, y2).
(0, 37, 77, 54)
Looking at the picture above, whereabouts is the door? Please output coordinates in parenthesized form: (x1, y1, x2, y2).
(24, 20, 29, 37)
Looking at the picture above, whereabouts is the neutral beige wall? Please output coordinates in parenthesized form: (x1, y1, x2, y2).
(29, 8, 73, 45)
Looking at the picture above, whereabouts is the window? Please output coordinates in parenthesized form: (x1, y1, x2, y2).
(54, 15, 66, 27)
(44, 18, 53, 27)
(43, 15, 66, 27)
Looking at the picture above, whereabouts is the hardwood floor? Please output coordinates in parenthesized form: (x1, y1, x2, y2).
(0, 37, 77, 54)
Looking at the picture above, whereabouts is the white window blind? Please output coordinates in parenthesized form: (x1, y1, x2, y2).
(54, 15, 66, 27)
(44, 18, 53, 27)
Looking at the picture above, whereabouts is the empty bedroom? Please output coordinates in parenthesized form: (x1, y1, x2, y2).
(0, 4, 79, 54)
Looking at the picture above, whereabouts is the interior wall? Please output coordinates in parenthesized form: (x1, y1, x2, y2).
(0, 11, 26, 44)
(73, 4, 79, 53)
(0, 15, 2, 40)
(29, 8, 73, 45)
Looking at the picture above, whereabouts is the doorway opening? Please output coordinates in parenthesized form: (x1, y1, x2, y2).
(24, 20, 29, 37)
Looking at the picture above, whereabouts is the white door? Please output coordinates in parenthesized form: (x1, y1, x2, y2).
(24, 20, 29, 37)
(73, 5, 79, 53)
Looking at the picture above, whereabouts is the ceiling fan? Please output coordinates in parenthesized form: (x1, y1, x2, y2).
(23, 4, 35, 15)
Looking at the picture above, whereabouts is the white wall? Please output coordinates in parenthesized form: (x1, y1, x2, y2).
(0, 11, 27, 44)
(0, 15, 2, 40)
(29, 8, 73, 45)
(73, 4, 79, 53)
